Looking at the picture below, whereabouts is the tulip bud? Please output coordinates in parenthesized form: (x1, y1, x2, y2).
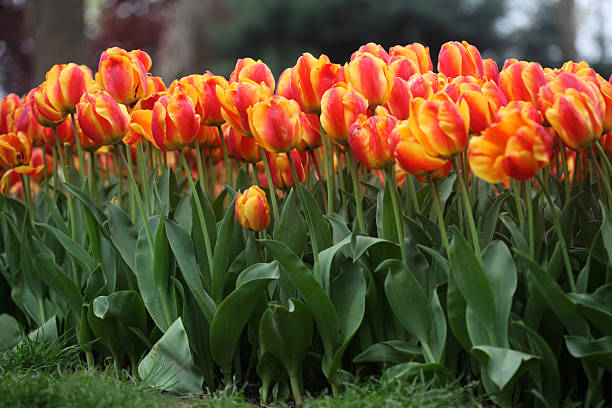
(351, 42, 390, 63)
(389, 43, 433, 74)
(151, 90, 201, 150)
(455, 78, 507, 133)
(248, 96, 302, 153)
(409, 93, 470, 159)
(217, 79, 271, 137)
(227, 124, 261, 163)
(349, 112, 397, 170)
(230, 58, 275, 93)
(276, 68, 295, 99)
(345, 53, 393, 108)
(0, 94, 20, 134)
(291, 53, 344, 114)
(438, 41, 484, 79)
(235, 185, 271, 231)
(320, 84, 368, 145)
(539, 73, 604, 149)
(76, 90, 130, 147)
(97, 47, 152, 105)
(31, 83, 67, 127)
(390, 120, 450, 176)
(45, 63, 97, 114)
(14, 100, 45, 147)
(499, 60, 547, 107)
(297, 113, 321, 151)
(258, 150, 308, 189)
(468, 101, 553, 182)
(482, 58, 499, 83)
(387, 77, 412, 120)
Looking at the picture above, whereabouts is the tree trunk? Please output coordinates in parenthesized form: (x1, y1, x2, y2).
(556, 0, 576, 61)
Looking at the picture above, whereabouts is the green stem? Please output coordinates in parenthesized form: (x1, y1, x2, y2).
(336, 149, 349, 222)
(589, 146, 612, 208)
(89, 151, 98, 205)
(384, 167, 406, 263)
(136, 142, 151, 217)
(289, 374, 303, 406)
(319, 120, 334, 215)
(429, 176, 451, 258)
(69, 113, 89, 192)
(421, 342, 436, 364)
(453, 157, 480, 256)
(52, 147, 58, 198)
(20, 174, 33, 222)
(407, 175, 420, 215)
(179, 150, 215, 276)
(251, 162, 259, 186)
(126, 146, 136, 220)
(558, 144, 571, 202)
(38, 297, 46, 324)
(114, 148, 123, 208)
(309, 149, 327, 210)
(525, 180, 535, 258)
(287, 151, 319, 269)
(259, 147, 280, 235)
(511, 179, 524, 231)
(193, 139, 208, 194)
(346, 151, 365, 234)
(536, 174, 576, 292)
(217, 125, 232, 187)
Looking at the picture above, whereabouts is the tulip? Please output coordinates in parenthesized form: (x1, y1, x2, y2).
(297, 113, 321, 151)
(351, 42, 390, 63)
(29, 147, 55, 182)
(348, 111, 397, 170)
(468, 101, 553, 182)
(0, 131, 32, 170)
(170, 73, 229, 126)
(13, 103, 45, 147)
(257, 150, 308, 189)
(390, 120, 450, 176)
(539, 73, 604, 149)
(454, 78, 507, 133)
(409, 93, 470, 159)
(276, 68, 295, 99)
(77, 90, 130, 147)
(42, 118, 76, 146)
(227, 124, 261, 163)
(345, 53, 394, 108)
(126, 92, 167, 148)
(320, 84, 369, 145)
(387, 55, 420, 81)
(0, 93, 20, 134)
(197, 125, 222, 149)
(600, 132, 612, 155)
(389, 43, 433, 74)
(483, 58, 499, 83)
(44, 63, 97, 114)
(151, 90, 201, 150)
(387, 77, 412, 120)
(97, 47, 152, 105)
(291, 53, 344, 113)
(498, 60, 547, 106)
(438, 41, 484, 79)
(248, 96, 302, 153)
(31, 83, 67, 127)
(217, 79, 271, 137)
(145, 75, 167, 96)
(229, 58, 275, 93)
(235, 185, 271, 231)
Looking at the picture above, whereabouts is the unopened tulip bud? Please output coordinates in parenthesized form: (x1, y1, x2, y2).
(248, 96, 302, 153)
(235, 185, 271, 231)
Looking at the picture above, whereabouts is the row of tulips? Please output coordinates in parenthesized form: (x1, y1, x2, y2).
(1, 39, 612, 406)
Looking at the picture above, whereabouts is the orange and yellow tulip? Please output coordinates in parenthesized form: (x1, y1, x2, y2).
(248, 96, 302, 153)
(0, 94, 20, 134)
(229, 58, 275, 93)
(498, 60, 547, 107)
(320, 84, 368, 146)
(389, 43, 433, 74)
(348, 111, 397, 170)
(0, 131, 32, 170)
(97, 47, 152, 105)
(227, 124, 261, 163)
(438, 41, 484, 79)
(390, 120, 450, 177)
(150, 90, 201, 150)
(351, 42, 390, 63)
(257, 150, 308, 189)
(44, 63, 97, 114)
(345, 53, 393, 108)
(297, 113, 322, 151)
(217, 79, 271, 137)
(76, 90, 130, 147)
(291, 53, 344, 114)
(31, 84, 67, 127)
(235, 185, 271, 231)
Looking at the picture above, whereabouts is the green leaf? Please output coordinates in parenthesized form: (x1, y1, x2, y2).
(139, 317, 203, 393)
(351, 236, 400, 264)
(297, 183, 332, 251)
(27, 316, 58, 343)
(471, 346, 539, 391)
(515, 250, 589, 336)
(353, 340, 422, 364)
(165, 220, 215, 322)
(376, 184, 397, 243)
(275, 189, 307, 257)
(108, 203, 138, 272)
(479, 190, 509, 246)
(0, 314, 22, 349)
(565, 335, 612, 371)
(318, 236, 351, 294)
(211, 196, 242, 303)
(259, 298, 313, 376)
(84, 265, 107, 300)
(513, 321, 560, 406)
(37, 222, 98, 275)
(481, 241, 516, 347)
(449, 228, 497, 344)
(568, 293, 612, 336)
(92, 290, 147, 334)
(600, 202, 612, 269)
(260, 240, 339, 364)
(210, 262, 279, 374)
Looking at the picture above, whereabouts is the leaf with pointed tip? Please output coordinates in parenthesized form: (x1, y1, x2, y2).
(471, 346, 539, 391)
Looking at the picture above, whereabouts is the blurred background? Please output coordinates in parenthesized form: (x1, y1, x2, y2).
(1, 0, 611, 97)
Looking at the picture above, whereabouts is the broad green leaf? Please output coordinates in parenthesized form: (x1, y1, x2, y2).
(84, 266, 106, 300)
(565, 335, 612, 371)
(449, 228, 497, 345)
(0, 314, 21, 349)
(297, 183, 332, 251)
(318, 236, 350, 293)
(165, 219, 216, 323)
(38, 222, 98, 274)
(352, 236, 400, 264)
(93, 290, 147, 333)
(479, 191, 509, 246)
(353, 340, 421, 364)
(260, 240, 339, 364)
(210, 262, 279, 374)
(108, 203, 138, 272)
(211, 196, 242, 303)
(447, 272, 470, 351)
(568, 293, 612, 336)
(376, 184, 397, 243)
(275, 189, 307, 257)
(513, 321, 560, 406)
(139, 317, 203, 393)
(259, 299, 313, 376)
(471, 346, 539, 391)
(27, 316, 58, 343)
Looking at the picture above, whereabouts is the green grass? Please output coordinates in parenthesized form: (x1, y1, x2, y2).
(0, 339, 483, 408)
